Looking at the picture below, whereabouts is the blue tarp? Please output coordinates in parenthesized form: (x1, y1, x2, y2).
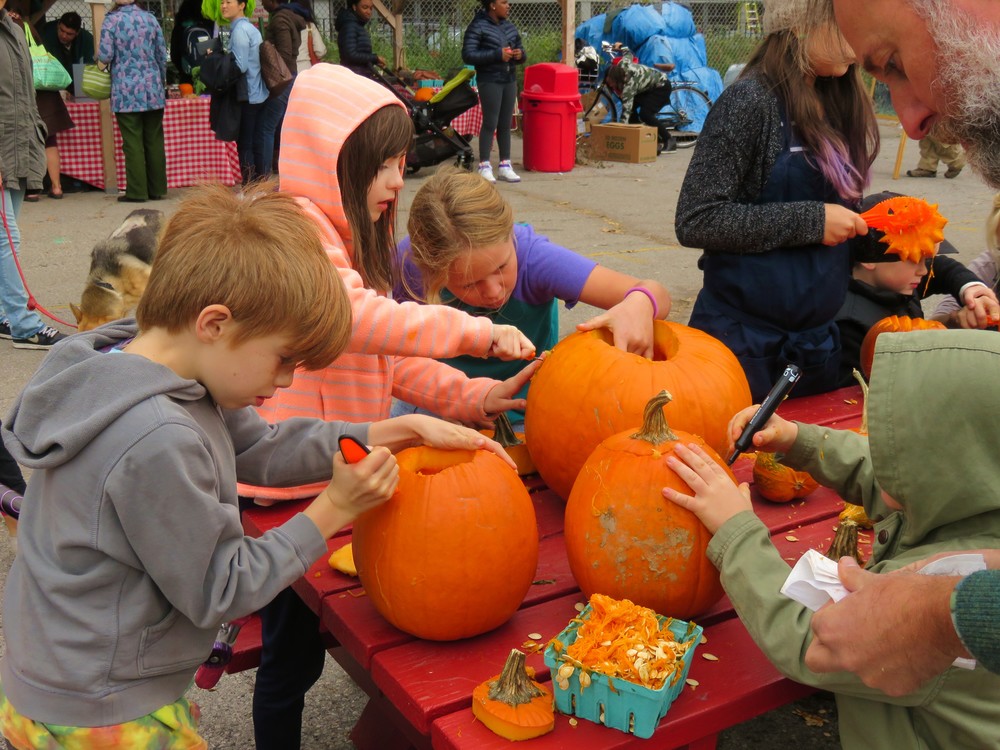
(575, 2, 723, 132)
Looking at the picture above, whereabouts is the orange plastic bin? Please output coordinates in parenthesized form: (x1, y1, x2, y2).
(521, 63, 581, 173)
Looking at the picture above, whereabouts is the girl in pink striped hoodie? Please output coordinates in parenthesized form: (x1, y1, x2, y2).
(245, 64, 538, 749)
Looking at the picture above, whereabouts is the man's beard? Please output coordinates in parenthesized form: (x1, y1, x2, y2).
(916, 0, 1000, 187)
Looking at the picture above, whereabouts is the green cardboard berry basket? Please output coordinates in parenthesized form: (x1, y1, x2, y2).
(542, 604, 703, 739)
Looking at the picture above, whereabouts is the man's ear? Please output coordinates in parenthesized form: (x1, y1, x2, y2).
(193, 304, 235, 343)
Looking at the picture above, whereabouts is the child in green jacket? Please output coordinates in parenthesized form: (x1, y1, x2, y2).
(664, 329, 1000, 749)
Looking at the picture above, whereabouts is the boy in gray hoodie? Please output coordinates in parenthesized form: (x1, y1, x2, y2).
(0, 183, 509, 747)
(664, 329, 1000, 749)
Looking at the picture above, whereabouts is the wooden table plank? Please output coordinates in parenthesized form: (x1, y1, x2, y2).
(776, 385, 863, 426)
(428, 607, 815, 750)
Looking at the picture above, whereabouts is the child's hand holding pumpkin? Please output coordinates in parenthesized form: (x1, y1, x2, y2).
(662, 443, 751, 534)
(960, 284, 1000, 328)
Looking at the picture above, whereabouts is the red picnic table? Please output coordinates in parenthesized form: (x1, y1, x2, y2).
(239, 384, 867, 750)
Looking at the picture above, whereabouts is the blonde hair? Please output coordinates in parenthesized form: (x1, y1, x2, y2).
(137, 182, 352, 370)
(987, 194, 1000, 278)
(405, 167, 514, 301)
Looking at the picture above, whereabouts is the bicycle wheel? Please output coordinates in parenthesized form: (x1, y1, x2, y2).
(663, 84, 712, 148)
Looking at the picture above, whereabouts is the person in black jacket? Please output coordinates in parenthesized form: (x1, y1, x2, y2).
(169, 0, 211, 85)
(462, 0, 525, 183)
(335, 0, 383, 78)
(835, 191, 1000, 386)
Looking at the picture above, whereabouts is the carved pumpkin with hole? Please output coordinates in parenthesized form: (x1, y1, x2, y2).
(525, 322, 751, 500)
(352, 447, 538, 640)
(860, 316, 946, 378)
(564, 391, 726, 619)
(753, 452, 819, 503)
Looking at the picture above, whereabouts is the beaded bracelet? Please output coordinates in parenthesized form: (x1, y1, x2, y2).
(624, 286, 659, 319)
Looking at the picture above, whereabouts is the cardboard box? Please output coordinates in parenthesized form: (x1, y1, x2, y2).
(589, 123, 658, 164)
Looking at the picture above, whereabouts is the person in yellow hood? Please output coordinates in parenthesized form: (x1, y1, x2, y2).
(665, 329, 1000, 749)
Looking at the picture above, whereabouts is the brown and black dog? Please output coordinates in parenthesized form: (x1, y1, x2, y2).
(71, 209, 163, 332)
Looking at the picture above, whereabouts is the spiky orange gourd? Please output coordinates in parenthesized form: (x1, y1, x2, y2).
(859, 315, 947, 378)
(352, 447, 538, 641)
(564, 391, 727, 620)
(525, 322, 751, 500)
(753, 452, 819, 503)
(859, 195, 947, 263)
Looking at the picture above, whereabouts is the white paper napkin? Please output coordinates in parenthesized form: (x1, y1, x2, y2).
(781, 550, 985, 670)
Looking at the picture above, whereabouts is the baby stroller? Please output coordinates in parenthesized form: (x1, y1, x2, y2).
(371, 66, 478, 174)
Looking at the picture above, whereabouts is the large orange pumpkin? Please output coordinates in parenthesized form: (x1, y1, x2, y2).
(564, 391, 726, 620)
(859, 315, 946, 378)
(524, 321, 751, 500)
(352, 447, 538, 640)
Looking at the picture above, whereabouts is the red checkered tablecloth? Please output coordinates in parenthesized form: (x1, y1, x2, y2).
(449, 104, 482, 138)
(58, 97, 241, 191)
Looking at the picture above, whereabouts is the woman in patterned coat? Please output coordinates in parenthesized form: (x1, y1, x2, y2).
(97, 0, 167, 202)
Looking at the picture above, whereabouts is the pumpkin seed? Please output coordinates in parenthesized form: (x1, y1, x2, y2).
(700, 635, 708, 645)
(527, 632, 542, 641)
(785, 535, 799, 542)
(574, 602, 586, 612)
(686, 678, 700, 688)
(702, 653, 719, 661)
(568, 718, 578, 727)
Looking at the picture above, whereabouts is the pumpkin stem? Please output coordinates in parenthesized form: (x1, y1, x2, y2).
(491, 412, 524, 449)
(825, 518, 865, 567)
(630, 390, 678, 444)
(487, 649, 545, 706)
(851, 369, 870, 434)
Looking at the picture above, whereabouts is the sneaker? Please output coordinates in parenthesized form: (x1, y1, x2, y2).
(945, 166, 963, 179)
(477, 161, 496, 183)
(906, 168, 936, 178)
(12, 325, 67, 350)
(497, 161, 521, 183)
(0, 320, 10, 340)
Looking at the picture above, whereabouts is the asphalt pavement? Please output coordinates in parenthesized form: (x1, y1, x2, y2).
(0, 123, 995, 748)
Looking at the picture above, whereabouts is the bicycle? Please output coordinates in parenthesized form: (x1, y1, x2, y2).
(576, 41, 712, 150)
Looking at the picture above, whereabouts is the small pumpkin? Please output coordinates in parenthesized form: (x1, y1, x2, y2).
(564, 390, 726, 620)
(471, 649, 554, 741)
(859, 316, 946, 379)
(480, 412, 535, 476)
(525, 321, 751, 500)
(753, 452, 819, 503)
(352, 446, 538, 641)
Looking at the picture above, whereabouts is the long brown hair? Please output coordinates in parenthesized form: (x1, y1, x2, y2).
(337, 104, 413, 293)
(742, 28, 878, 203)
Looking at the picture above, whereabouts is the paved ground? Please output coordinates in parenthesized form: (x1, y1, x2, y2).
(0, 123, 994, 748)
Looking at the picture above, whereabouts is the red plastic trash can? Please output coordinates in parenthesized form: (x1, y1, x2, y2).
(521, 63, 582, 173)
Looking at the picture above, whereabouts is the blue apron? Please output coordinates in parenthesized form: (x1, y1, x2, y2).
(688, 107, 852, 402)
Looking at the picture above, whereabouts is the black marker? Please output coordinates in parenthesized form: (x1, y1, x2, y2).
(726, 364, 802, 465)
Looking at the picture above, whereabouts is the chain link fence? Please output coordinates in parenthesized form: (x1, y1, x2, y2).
(45, 0, 765, 85)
